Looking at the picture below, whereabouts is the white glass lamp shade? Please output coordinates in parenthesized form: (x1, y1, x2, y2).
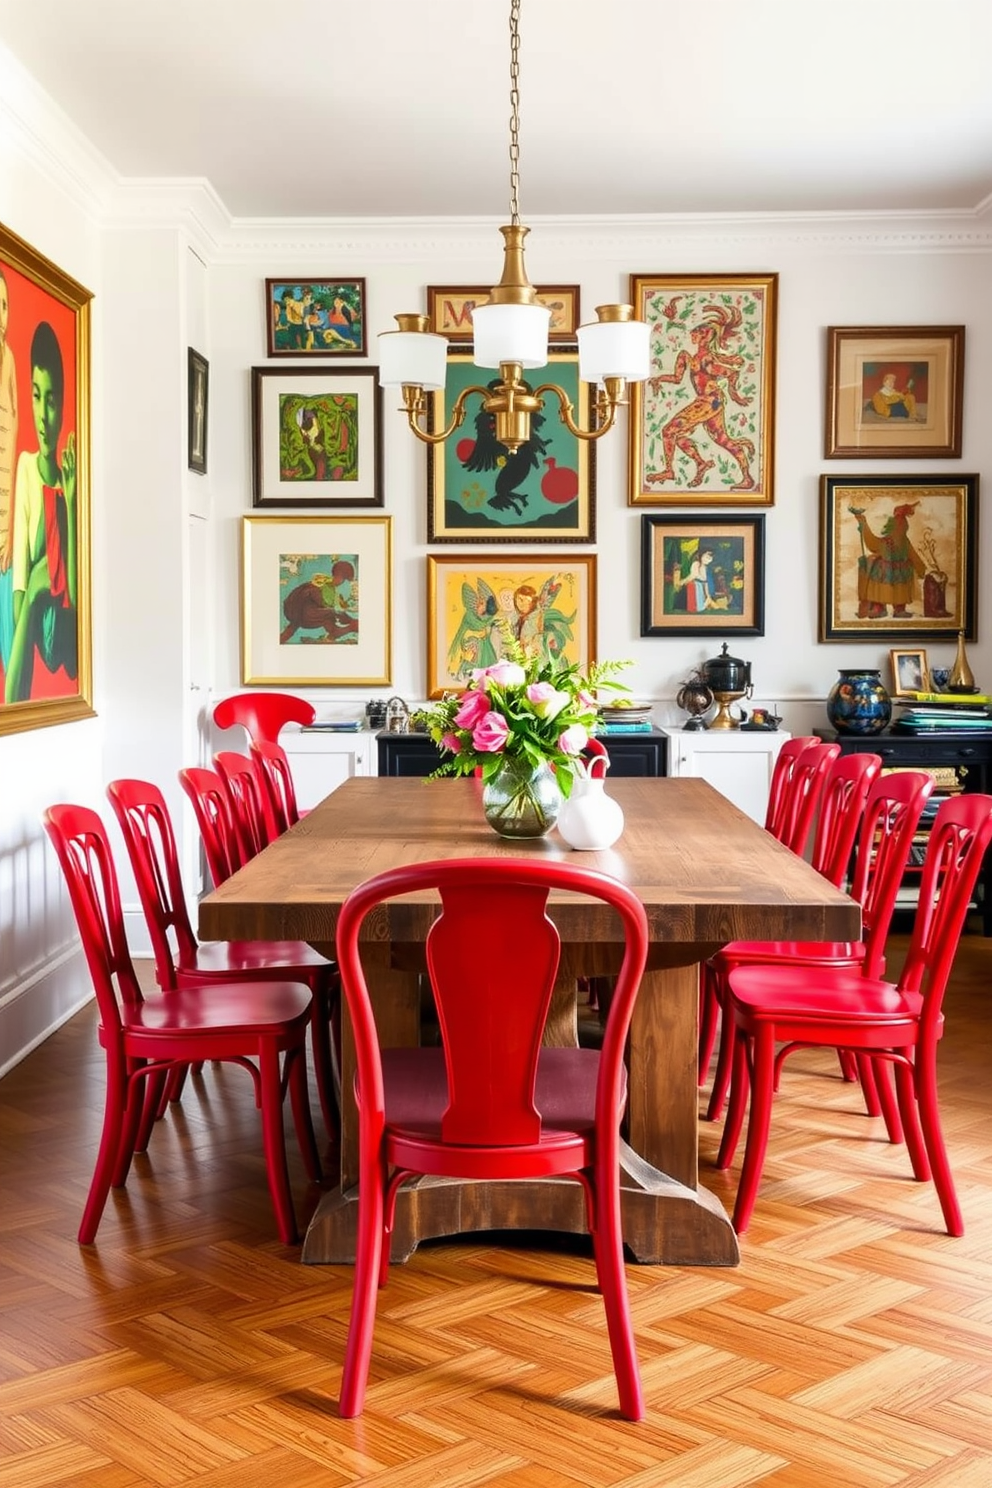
(471, 301, 551, 369)
(378, 327, 448, 390)
(577, 317, 651, 383)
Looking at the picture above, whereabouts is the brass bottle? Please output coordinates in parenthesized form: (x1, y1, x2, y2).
(949, 631, 976, 692)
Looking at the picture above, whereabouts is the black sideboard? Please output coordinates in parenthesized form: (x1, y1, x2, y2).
(377, 729, 668, 779)
(815, 727, 992, 934)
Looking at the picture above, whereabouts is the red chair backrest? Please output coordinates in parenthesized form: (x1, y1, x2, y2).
(43, 805, 143, 1042)
(213, 691, 315, 748)
(809, 751, 882, 887)
(213, 750, 277, 857)
(851, 769, 934, 979)
(107, 779, 198, 989)
(249, 739, 300, 834)
(764, 737, 820, 841)
(778, 741, 842, 856)
(898, 793, 992, 1033)
(178, 766, 246, 888)
(334, 858, 649, 1149)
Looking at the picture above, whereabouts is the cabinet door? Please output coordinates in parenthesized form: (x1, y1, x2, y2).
(670, 734, 789, 823)
(283, 736, 372, 807)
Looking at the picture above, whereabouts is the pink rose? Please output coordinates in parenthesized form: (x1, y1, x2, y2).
(454, 689, 491, 728)
(441, 733, 462, 754)
(483, 660, 526, 688)
(557, 724, 589, 755)
(526, 681, 570, 721)
(472, 711, 510, 752)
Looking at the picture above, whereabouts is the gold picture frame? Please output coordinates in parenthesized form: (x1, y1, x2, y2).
(889, 647, 929, 698)
(426, 284, 581, 342)
(825, 325, 964, 459)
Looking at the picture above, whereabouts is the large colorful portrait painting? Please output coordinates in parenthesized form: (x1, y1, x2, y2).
(628, 272, 778, 507)
(426, 553, 596, 696)
(0, 222, 93, 736)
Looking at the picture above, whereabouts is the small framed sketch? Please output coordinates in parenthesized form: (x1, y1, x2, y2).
(187, 348, 208, 474)
(819, 474, 978, 641)
(640, 515, 765, 637)
(251, 366, 382, 507)
(264, 277, 366, 357)
(426, 284, 581, 342)
(889, 647, 929, 698)
(241, 515, 391, 686)
(825, 326, 964, 458)
(426, 553, 596, 697)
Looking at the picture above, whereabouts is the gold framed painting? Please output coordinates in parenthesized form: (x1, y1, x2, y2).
(889, 647, 929, 698)
(426, 284, 581, 342)
(819, 475, 977, 641)
(628, 272, 778, 507)
(242, 515, 391, 685)
(0, 221, 94, 736)
(426, 553, 596, 697)
(825, 325, 964, 459)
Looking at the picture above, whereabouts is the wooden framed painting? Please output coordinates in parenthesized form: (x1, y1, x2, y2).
(427, 352, 595, 542)
(889, 647, 929, 698)
(628, 272, 778, 507)
(242, 515, 391, 685)
(0, 221, 93, 735)
(426, 284, 580, 342)
(819, 474, 977, 641)
(187, 347, 208, 475)
(264, 277, 366, 357)
(825, 325, 964, 458)
(640, 515, 765, 637)
(251, 366, 383, 508)
(426, 553, 596, 696)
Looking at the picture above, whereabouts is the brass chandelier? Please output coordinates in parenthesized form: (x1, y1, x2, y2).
(377, 0, 649, 454)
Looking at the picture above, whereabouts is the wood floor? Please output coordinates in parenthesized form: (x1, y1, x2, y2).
(2, 933, 991, 1487)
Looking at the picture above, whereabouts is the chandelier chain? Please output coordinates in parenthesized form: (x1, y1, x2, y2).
(508, 0, 521, 224)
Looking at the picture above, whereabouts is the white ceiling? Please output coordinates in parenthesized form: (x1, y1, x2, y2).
(1, 0, 991, 221)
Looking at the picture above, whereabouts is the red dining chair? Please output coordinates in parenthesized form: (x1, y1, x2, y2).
(214, 749, 279, 856)
(717, 792, 992, 1235)
(763, 737, 821, 843)
(178, 766, 244, 888)
(108, 778, 341, 1141)
(334, 856, 650, 1421)
(250, 739, 302, 835)
(777, 740, 842, 855)
(213, 690, 316, 747)
(43, 803, 318, 1245)
(704, 767, 932, 1125)
(698, 750, 883, 1109)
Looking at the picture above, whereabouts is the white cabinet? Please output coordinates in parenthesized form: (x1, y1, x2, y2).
(282, 727, 375, 808)
(659, 727, 792, 824)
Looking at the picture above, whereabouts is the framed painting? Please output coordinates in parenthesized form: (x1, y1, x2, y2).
(426, 553, 596, 697)
(628, 272, 778, 507)
(825, 325, 964, 458)
(819, 474, 977, 641)
(187, 347, 208, 475)
(427, 352, 595, 542)
(426, 284, 580, 342)
(0, 221, 93, 736)
(242, 515, 391, 686)
(889, 647, 929, 698)
(264, 277, 366, 357)
(251, 366, 383, 508)
(640, 515, 765, 637)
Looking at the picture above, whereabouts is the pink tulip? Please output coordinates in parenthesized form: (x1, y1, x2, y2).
(441, 733, 462, 754)
(472, 712, 510, 752)
(454, 689, 491, 728)
(557, 723, 589, 755)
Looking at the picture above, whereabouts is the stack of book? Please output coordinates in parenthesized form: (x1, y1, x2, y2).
(892, 691, 992, 736)
(595, 704, 655, 734)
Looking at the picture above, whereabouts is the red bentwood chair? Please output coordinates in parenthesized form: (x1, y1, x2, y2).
(213, 690, 315, 747)
(108, 778, 341, 1141)
(718, 792, 992, 1236)
(43, 804, 318, 1245)
(214, 749, 279, 857)
(178, 766, 244, 888)
(763, 736, 821, 843)
(250, 739, 303, 835)
(334, 857, 650, 1421)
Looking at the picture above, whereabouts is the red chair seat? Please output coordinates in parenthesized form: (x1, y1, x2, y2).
(728, 962, 926, 1032)
(183, 938, 332, 978)
(711, 938, 867, 969)
(121, 980, 313, 1039)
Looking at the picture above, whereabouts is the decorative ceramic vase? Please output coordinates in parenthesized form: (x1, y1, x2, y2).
(556, 777, 625, 851)
(826, 668, 892, 735)
(482, 756, 561, 838)
(949, 631, 977, 693)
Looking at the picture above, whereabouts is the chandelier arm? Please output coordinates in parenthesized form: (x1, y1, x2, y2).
(402, 384, 492, 446)
(529, 382, 621, 444)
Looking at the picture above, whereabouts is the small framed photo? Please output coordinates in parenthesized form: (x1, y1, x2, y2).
(426, 284, 581, 342)
(187, 347, 208, 474)
(426, 553, 596, 697)
(427, 351, 595, 543)
(819, 474, 978, 641)
(251, 366, 382, 508)
(628, 272, 778, 506)
(890, 647, 929, 698)
(640, 515, 765, 638)
(264, 277, 366, 358)
(242, 515, 391, 686)
(825, 326, 964, 458)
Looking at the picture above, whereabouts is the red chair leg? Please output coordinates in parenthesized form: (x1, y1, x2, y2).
(893, 1057, 930, 1182)
(592, 1158, 645, 1420)
(697, 963, 719, 1085)
(862, 1055, 903, 1142)
(137, 1068, 168, 1151)
(854, 1051, 883, 1118)
(287, 1046, 322, 1184)
(258, 1044, 299, 1245)
(731, 1026, 777, 1234)
(912, 1050, 963, 1235)
(705, 975, 735, 1122)
(79, 1075, 130, 1244)
(716, 1029, 750, 1170)
(837, 1049, 859, 1084)
(339, 1150, 386, 1418)
(309, 990, 340, 1142)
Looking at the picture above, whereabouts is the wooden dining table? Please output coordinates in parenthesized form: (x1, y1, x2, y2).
(198, 775, 860, 1266)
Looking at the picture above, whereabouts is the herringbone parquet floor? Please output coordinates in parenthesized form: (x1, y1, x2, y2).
(1, 933, 991, 1487)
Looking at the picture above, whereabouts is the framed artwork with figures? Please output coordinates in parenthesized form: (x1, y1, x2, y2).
(825, 326, 964, 458)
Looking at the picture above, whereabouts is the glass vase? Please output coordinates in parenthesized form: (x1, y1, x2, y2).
(825, 668, 892, 736)
(482, 756, 561, 838)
